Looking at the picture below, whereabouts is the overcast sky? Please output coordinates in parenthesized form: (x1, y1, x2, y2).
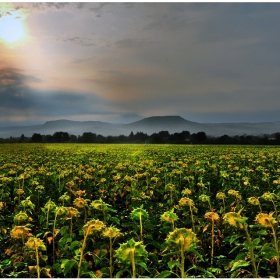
(1, 2, 280, 126)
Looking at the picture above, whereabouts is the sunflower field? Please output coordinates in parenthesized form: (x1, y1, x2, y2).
(0, 143, 280, 278)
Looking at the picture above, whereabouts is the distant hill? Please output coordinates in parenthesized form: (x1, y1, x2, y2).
(1, 116, 280, 138)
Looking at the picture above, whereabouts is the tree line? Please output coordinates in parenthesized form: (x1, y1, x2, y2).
(1, 130, 280, 145)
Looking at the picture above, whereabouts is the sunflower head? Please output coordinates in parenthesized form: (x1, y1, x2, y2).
(255, 212, 276, 228)
(261, 192, 276, 201)
(16, 189, 24, 195)
(73, 197, 87, 208)
(14, 211, 29, 224)
(90, 198, 111, 210)
(0, 202, 5, 211)
(179, 197, 194, 207)
(223, 212, 245, 229)
(116, 238, 148, 265)
(228, 189, 242, 199)
(59, 193, 70, 202)
(83, 219, 105, 235)
(55, 206, 68, 216)
(216, 192, 226, 200)
(204, 211, 220, 222)
(198, 194, 210, 203)
(131, 205, 149, 220)
(161, 209, 178, 223)
(247, 197, 260, 206)
(75, 190, 86, 197)
(25, 237, 46, 251)
(103, 226, 121, 238)
(166, 228, 198, 252)
(182, 188, 192, 196)
(66, 207, 80, 218)
(43, 200, 56, 211)
(10, 226, 32, 239)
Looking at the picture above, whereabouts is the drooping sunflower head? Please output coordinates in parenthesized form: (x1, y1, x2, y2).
(166, 228, 198, 252)
(0, 202, 5, 211)
(182, 188, 192, 196)
(247, 197, 260, 206)
(10, 226, 32, 239)
(55, 206, 68, 216)
(115, 238, 148, 265)
(179, 197, 194, 207)
(103, 226, 121, 238)
(223, 212, 244, 229)
(83, 219, 105, 235)
(131, 205, 149, 220)
(59, 193, 70, 202)
(161, 209, 178, 223)
(73, 197, 87, 208)
(261, 192, 276, 202)
(228, 189, 242, 199)
(66, 207, 80, 218)
(90, 198, 111, 210)
(198, 194, 210, 203)
(216, 192, 226, 200)
(16, 189, 24, 195)
(14, 211, 29, 224)
(204, 211, 220, 222)
(25, 237, 46, 251)
(43, 200, 56, 211)
(75, 190, 86, 197)
(255, 212, 276, 228)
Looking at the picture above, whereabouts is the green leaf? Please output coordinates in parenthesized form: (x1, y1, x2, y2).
(261, 244, 279, 259)
(230, 260, 250, 272)
(187, 266, 216, 278)
(40, 255, 48, 262)
(60, 225, 69, 235)
(234, 252, 247, 262)
(257, 229, 268, 235)
(116, 269, 129, 278)
(155, 270, 172, 278)
(53, 263, 62, 274)
(70, 240, 82, 250)
(168, 260, 181, 270)
(138, 261, 149, 272)
(63, 259, 77, 276)
(111, 216, 120, 225)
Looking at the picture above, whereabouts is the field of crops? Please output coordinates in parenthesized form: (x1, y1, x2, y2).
(0, 143, 280, 278)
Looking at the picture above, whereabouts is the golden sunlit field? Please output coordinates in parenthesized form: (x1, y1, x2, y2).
(0, 143, 280, 278)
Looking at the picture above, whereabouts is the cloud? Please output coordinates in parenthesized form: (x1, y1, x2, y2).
(56, 36, 95, 47)
(0, 68, 110, 125)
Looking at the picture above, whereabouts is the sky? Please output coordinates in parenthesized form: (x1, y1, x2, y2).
(1, 2, 280, 126)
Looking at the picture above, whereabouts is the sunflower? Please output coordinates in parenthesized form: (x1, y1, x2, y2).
(83, 219, 105, 235)
(103, 226, 121, 238)
(161, 209, 178, 223)
(247, 197, 260, 206)
(223, 212, 244, 229)
(10, 226, 32, 239)
(73, 197, 87, 208)
(166, 228, 198, 252)
(204, 212, 220, 222)
(255, 213, 276, 227)
(179, 197, 194, 207)
(216, 192, 226, 200)
(25, 237, 46, 251)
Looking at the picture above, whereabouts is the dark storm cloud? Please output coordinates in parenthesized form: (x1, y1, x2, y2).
(0, 68, 108, 123)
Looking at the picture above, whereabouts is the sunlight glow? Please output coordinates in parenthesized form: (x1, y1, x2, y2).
(0, 14, 26, 43)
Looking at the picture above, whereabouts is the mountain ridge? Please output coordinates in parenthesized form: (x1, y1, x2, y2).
(1, 115, 280, 138)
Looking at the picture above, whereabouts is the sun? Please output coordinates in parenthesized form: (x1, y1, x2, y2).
(0, 13, 26, 43)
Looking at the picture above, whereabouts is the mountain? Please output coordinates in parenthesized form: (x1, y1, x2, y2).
(1, 116, 280, 138)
